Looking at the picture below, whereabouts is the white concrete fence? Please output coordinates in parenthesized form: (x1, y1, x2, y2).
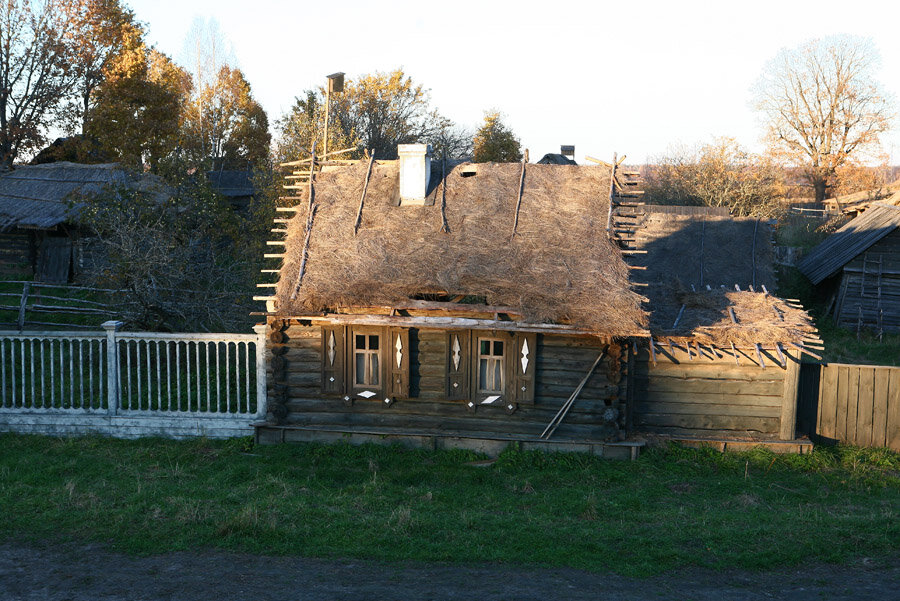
(0, 322, 267, 439)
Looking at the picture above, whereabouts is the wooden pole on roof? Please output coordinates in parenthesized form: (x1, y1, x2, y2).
(606, 153, 617, 240)
(354, 151, 375, 235)
(511, 149, 528, 238)
(440, 156, 450, 233)
(290, 141, 318, 301)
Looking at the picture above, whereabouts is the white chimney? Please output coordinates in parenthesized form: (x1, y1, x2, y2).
(398, 143, 432, 206)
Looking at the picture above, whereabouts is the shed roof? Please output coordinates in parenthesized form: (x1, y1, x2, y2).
(623, 207, 815, 348)
(630, 210, 775, 295)
(798, 203, 900, 285)
(273, 161, 648, 337)
(0, 162, 167, 231)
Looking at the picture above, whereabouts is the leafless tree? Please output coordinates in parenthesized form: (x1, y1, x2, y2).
(0, 0, 78, 166)
(755, 36, 895, 202)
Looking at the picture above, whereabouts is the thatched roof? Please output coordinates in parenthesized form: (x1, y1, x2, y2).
(273, 161, 648, 337)
(798, 203, 900, 285)
(646, 287, 816, 349)
(0, 162, 168, 231)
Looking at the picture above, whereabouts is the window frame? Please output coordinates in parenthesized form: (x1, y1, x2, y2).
(351, 330, 382, 389)
(475, 336, 506, 395)
(320, 325, 410, 401)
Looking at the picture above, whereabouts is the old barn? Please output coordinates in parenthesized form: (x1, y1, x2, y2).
(0, 162, 168, 282)
(798, 203, 900, 334)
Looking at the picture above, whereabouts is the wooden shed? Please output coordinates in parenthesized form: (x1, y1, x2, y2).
(255, 148, 650, 456)
(0, 162, 168, 282)
(614, 205, 818, 443)
(798, 203, 900, 333)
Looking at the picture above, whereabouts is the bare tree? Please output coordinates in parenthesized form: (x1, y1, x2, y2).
(755, 36, 895, 202)
(0, 0, 78, 166)
(644, 137, 786, 218)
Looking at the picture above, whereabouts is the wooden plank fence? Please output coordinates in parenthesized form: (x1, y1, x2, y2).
(800, 362, 900, 451)
(0, 322, 268, 439)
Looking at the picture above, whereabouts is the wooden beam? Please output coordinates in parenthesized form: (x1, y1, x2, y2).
(779, 349, 801, 440)
(511, 153, 527, 238)
(293, 313, 648, 337)
(354, 152, 376, 235)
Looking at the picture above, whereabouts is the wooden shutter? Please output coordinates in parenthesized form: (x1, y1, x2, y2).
(320, 325, 345, 396)
(507, 332, 537, 404)
(387, 327, 410, 399)
(446, 330, 470, 400)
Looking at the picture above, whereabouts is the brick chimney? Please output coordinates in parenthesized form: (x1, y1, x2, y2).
(398, 143, 432, 206)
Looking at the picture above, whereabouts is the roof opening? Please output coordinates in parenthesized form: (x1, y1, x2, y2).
(460, 165, 477, 178)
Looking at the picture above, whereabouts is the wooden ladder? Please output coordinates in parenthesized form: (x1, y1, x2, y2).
(860, 252, 883, 298)
(586, 153, 645, 253)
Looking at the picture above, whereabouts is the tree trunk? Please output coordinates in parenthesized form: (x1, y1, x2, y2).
(813, 177, 828, 203)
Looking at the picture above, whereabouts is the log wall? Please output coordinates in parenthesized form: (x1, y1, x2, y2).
(0, 230, 35, 276)
(263, 321, 628, 443)
(633, 346, 799, 440)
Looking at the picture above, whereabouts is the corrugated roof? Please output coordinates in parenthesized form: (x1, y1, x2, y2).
(797, 203, 900, 284)
(0, 162, 167, 231)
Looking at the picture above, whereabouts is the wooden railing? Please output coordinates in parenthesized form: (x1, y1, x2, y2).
(0, 281, 123, 330)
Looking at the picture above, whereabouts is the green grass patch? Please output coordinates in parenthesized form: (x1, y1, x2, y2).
(1, 435, 898, 576)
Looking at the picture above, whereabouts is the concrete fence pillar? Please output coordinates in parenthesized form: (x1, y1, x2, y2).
(253, 323, 268, 419)
(102, 321, 124, 416)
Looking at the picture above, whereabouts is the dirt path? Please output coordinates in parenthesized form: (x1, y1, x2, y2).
(1, 539, 897, 600)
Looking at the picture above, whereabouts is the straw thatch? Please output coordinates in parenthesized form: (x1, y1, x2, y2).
(274, 161, 647, 336)
(0, 162, 169, 231)
(648, 287, 816, 347)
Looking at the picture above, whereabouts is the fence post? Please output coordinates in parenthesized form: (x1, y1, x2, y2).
(103, 321, 123, 416)
(17, 282, 30, 331)
(253, 323, 268, 419)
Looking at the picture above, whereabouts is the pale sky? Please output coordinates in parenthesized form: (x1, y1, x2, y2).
(127, 0, 900, 165)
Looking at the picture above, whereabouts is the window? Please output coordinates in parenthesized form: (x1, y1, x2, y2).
(321, 326, 409, 400)
(449, 331, 536, 406)
(477, 338, 505, 393)
(353, 333, 380, 387)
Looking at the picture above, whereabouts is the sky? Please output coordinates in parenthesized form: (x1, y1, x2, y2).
(127, 0, 900, 165)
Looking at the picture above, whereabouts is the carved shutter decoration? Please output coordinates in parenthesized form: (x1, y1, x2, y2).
(446, 330, 470, 400)
(387, 327, 410, 399)
(508, 332, 537, 404)
(320, 325, 345, 396)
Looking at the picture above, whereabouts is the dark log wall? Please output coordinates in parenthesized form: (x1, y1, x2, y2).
(0, 230, 35, 276)
(633, 348, 795, 439)
(266, 321, 628, 442)
(835, 230, 900, 332)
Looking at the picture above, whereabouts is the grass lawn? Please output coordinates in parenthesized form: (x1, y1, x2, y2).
(1, 434, 898, 577)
